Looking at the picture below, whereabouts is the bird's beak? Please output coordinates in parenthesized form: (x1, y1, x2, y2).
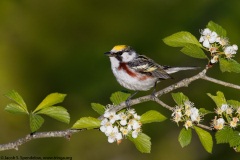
(104, 51, 114, 57)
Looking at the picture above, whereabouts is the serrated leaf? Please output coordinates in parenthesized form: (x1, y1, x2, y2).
(72, 117, 101, 129)
(128, 133, 151, 153)
(219, 58, 240, 73)
(91, 103, 105, 115)
(30, 113, 44, 132)
(227, 100, 240, 109)
(206, 21, 227, 37)
(199, 108, 214, 115)
(194, 126, 213, 153)
(5, 103, 28, 114)
(215, 127, 234, 144)
(207, 91, 226, 108)
(171, 92, 189, 106)
(37, 106, 70, 124)
(140, 110, 167, 124)
(180, 44, 208, 59)
(229, 131, 240, 147)
(5, 90, 28, 113)
(163, 31, 202, 48)
(178, 128, 192, 147)
(34, 93, 66, 113)
(110, 91, 131, 105)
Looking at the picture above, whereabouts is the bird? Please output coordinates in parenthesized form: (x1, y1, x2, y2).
(105, 45, 198, 106)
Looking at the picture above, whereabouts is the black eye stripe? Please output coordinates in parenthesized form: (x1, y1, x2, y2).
(117, 51, 123, 55)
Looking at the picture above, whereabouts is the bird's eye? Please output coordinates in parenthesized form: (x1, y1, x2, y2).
(117, 51, 123, 55)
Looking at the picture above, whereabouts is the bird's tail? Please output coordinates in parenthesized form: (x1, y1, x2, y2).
(165, 66, 200, 74)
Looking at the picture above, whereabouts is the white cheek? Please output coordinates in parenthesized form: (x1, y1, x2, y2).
(109, 57, 120, 68)
(121, 52, 135, 62)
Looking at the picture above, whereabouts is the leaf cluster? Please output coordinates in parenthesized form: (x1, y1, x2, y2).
(5, 90, 70, 132)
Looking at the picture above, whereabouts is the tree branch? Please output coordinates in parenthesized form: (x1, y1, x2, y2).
(0, 129, 81, 151)
(1, 68, 240, 151)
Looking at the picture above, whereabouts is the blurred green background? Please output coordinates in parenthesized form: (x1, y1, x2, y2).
(0, 0, 240, 159)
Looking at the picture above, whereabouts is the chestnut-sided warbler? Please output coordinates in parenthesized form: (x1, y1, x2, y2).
(105, 45, 198, 105)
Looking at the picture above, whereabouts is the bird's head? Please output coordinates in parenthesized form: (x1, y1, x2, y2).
(105, 45, 137, 62)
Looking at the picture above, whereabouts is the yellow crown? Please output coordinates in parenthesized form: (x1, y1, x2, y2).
(111, 45, 128, 52)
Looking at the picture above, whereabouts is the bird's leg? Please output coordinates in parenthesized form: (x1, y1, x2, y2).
(125, 91, 138, 108)
(150, 82, 158, 100)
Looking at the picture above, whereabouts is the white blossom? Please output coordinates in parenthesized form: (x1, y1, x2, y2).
(184, 100, 194, 109)
(216, 37, 229, 46)
(226, 106, 233, 115)
(107, 126, 123, 143)
(104, 111, 120, 124)
(100, 118, 113, 134)
(100, 108, 142, 143)
(132, 128, 141, 138)
(190, 107, 200, 122)
(230, 117, 239, 128)
(184, 120, 193, 130)
(221, 104, 228, 112)
(172, 106, 183, 123)
(210, 55, 219, 64)
(212, 117, 225, 130)
(224, 45, 238, 58)
(128, 119, 141, 130)
(199, 28, 218, 48)
(119, 112, 128, 126)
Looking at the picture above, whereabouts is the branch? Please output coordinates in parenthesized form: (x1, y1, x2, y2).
(1, 68, 239, 151)
(202, 76, 240, 90)
(99, 68, 208, 118)
(0, 129, 81, 151)
(100, 68, 240, 116)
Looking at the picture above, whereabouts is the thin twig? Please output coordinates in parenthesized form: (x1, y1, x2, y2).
(154, 98, 174, 111)
(196, 124, 213, 131)
(202, 76, 240, 90)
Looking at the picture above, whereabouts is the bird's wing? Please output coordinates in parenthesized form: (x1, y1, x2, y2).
(128, 55, 172, 80)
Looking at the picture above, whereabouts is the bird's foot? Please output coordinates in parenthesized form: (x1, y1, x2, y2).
(125, 98, 131, 109)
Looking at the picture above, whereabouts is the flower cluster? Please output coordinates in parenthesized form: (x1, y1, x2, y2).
(100, 108, 141, 144)
(212, 104, 240, 130)
(172, 100, 202, 129)
(199, 28, 238, 64)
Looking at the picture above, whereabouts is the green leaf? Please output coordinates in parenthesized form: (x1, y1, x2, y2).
(234, 145, 240, 152)
(37, 106, 70, 124)
(163, 31, 202, 48)
(178, 128, 192, 147)
(229, 131, 240, 147)
(110, 91, 131, 105)
(5, 90, 28, 113)
(128, 133, 151, 153)
(72, 117, 101, 129)
(140, 110, 167, 124)
(194, 126, 213, 153)
(180, 44, 208, 59)
(91, 103, 105, 115)
(199, 108, 214, 115)
(215, 127, 234, 144)
(34, 93, 66, 113)
(5, 103, 28, 114)
(30, 113, 44, 132)
(219, 58, 240, 73)
(227, 100, 240, 109)
(206, 21, 227, 37)
(171, 92, 189, 106)
(207, 91, 227, 108)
